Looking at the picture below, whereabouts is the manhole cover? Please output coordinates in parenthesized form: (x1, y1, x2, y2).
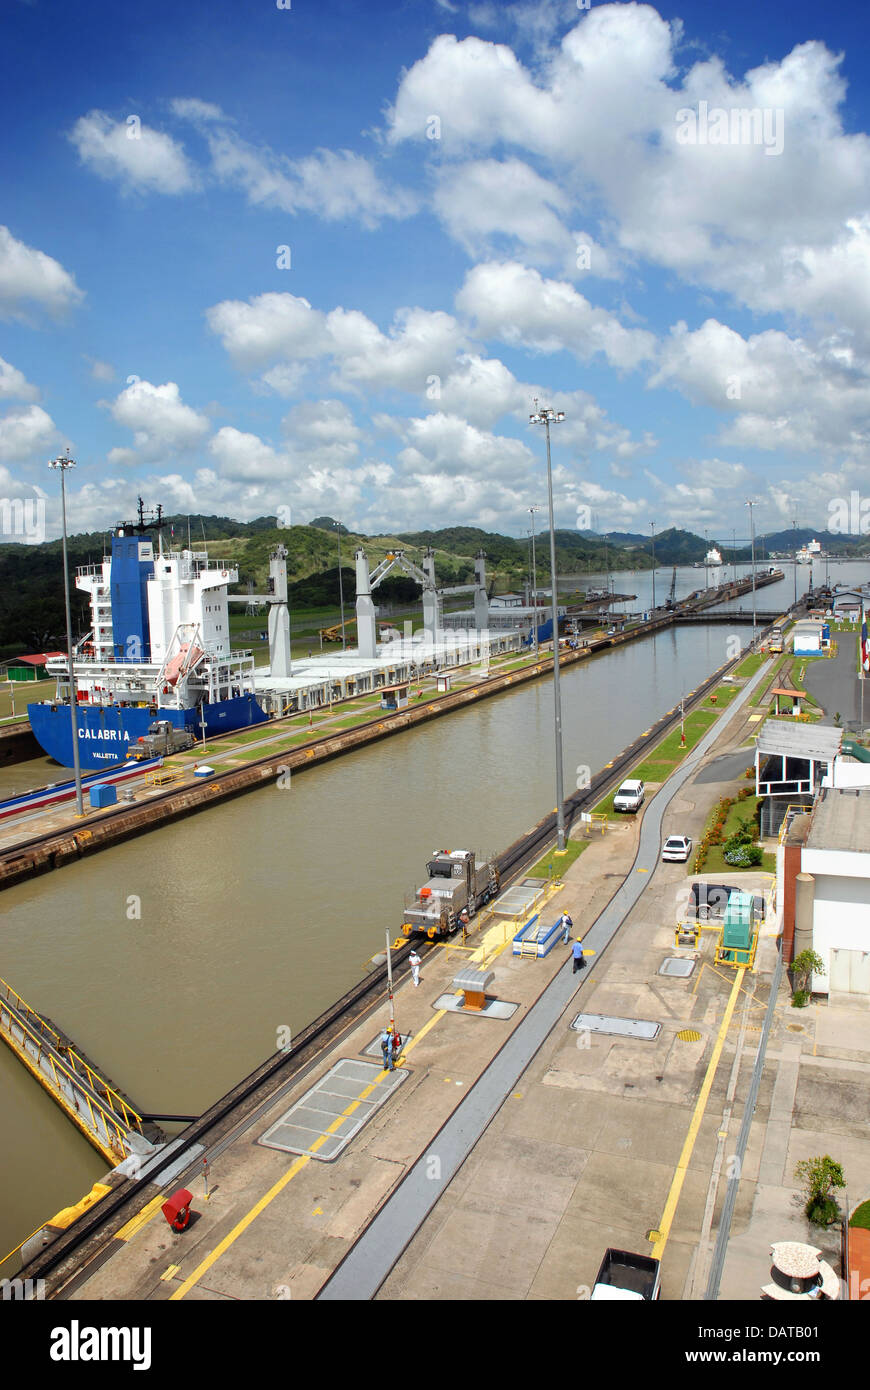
(659, 958, 696, 978)
(786, 1023, 805, 1033)
(676, 1028, 702, 1042)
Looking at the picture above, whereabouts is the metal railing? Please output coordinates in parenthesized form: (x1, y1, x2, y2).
(0, 978, 144, 1150)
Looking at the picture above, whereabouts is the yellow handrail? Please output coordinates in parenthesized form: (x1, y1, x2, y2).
(0, 982, 143, 1137)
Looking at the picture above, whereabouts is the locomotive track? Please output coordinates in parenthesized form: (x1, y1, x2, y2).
(19, 625, 775, 1292)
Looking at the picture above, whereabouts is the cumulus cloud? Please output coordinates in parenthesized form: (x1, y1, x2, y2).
(171, 100, 417, 227)
(0, 357, 38, 402)
(387, 8, 870, 339)
(108, 379, 211, 461)
(651, 318, 870, 458)
(0, 404, 58, 463)
(69, 111, 198, 195)
(0, 226, 83, 320)
(456, 261, 656, 369)
(207, 290, 466, 394)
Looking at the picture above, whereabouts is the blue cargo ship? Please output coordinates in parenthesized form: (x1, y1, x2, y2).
(28, 502, 269, 770)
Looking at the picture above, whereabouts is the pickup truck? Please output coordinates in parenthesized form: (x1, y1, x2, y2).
(590, 1249, 661, 1301)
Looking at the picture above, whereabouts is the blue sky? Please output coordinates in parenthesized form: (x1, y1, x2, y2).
(2, 0, 870, 545)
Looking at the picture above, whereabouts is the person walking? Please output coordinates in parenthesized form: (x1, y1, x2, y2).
(572, 938, 587, 974)
(380, 1027, 395, 1071)
(409, 949, 421, 987)
(561, 912, 574, 945)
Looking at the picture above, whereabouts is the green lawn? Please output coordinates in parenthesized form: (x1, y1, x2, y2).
(734, 652, 766, 678)
(628, 760, 674, 783)
(592, 709, 720, 817)
(527, 838, 589, 878)
(850, 1200, 870, 1230)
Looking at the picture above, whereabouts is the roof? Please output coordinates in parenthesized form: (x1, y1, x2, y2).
(806, 788, 870, 853)
(756, 719, 843, 761)
(793, 618, 824, 631)
(771, 687, 803, 698)
(10, 652, 65, 666)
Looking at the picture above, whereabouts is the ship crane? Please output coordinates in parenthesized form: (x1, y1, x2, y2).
(355, 547, 443, 658)
(665, 566, 677, 611)
(226, 545, 291, 677)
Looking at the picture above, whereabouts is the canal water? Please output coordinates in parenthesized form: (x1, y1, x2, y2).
(1, 559, 866, 1262)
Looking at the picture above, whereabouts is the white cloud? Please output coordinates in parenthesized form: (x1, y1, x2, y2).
(0, 405, 58, 463)
(0, 226, 83, 320)
(109, 380, 211, 461)
(0, 357, 38, 402)
(69, 110, 198, 195)
(207, 290, 466, 394)
(650, 318, 870, 458)
(387, 9, 870, 340)
(432, 158, 573, 263)
(456, 261, 656, 369)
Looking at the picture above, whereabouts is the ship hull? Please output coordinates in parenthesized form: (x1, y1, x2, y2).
(27, 694, 268, 770)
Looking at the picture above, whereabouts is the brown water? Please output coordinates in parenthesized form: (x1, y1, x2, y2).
(0, 619, 756, 1263)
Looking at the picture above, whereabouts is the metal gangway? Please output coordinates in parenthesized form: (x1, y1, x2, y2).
(0, 977, 149, 1164)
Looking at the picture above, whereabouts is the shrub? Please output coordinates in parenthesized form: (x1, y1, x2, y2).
(791, 989, 810, 1008)
(795, 1155, 845, 1228)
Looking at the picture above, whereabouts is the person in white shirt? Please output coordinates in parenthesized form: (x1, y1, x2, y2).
(409, 950, 422, 987)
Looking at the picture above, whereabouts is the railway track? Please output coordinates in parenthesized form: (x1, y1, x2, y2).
(19, 623, 781, 1291)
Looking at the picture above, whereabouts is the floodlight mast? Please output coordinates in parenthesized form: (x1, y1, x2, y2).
(530, 403, 566, 853)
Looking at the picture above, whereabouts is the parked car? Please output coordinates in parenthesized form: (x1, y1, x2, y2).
(613, 779, 645, 813)
(662, 835, 692, 862)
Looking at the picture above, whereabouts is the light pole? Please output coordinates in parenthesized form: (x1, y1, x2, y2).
(530, 403, 566, 853)
(793, 519, 798, 608)
(650, 522, 656, 611)
(48, 451, 84, 816)
(746, 499, 757, 645)
(334, 521, 346, 652)
(528, 505, 540, 654)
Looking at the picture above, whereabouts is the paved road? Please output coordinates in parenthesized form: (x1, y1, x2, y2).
(317, 659, 773, 1300)
(801, 636, 865, 732)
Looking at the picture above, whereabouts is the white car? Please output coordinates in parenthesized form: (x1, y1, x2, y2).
(613, 778, 645, 812)
(662, 835, 692, 862)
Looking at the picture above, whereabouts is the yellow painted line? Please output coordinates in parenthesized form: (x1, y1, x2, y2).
(160, 1264, 179, 1281)
(650, 968, 744, 1263)
(170, 1022, 439, 1302)
(114, 1194, 165, 1243)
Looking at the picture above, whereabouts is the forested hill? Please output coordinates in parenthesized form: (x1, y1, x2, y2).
(2, 515, 862, 656)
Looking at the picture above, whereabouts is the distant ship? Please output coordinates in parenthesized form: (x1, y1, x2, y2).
(705, 547, 723, 567)
(796, 539, 822, 565)
(28, 501, 268, 770)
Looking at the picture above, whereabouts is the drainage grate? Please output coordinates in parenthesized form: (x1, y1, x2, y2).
(659, 958, 696, 978)
(259, 1059, 407, 1162)
(570, 1013, 660, 1041)
(676, 1028, 702, 1042)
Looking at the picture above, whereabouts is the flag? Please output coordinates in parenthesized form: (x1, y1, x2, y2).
(862, 607, 870, 674)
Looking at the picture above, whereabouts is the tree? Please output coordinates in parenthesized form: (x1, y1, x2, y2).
(794, 1155, 846, 1226)
(791, 948, 824, 1000)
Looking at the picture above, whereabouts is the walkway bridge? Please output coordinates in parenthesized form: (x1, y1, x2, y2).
(0, 977, 163, 1165)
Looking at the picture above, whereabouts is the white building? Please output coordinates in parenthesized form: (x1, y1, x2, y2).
(801, 789, 870, 996)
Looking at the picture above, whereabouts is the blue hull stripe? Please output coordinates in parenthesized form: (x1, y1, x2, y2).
(27, 695, 268, 770)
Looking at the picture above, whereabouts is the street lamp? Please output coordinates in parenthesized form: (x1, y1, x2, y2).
(793, 518, 798, 608)
(48, 451, 84, 816)
(650, 522, 656, 610)
(334, 520, 346, 652)
(528, 505, 540, 654)
(746, 499, 757, 645)
(530, 402, 566, 853)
